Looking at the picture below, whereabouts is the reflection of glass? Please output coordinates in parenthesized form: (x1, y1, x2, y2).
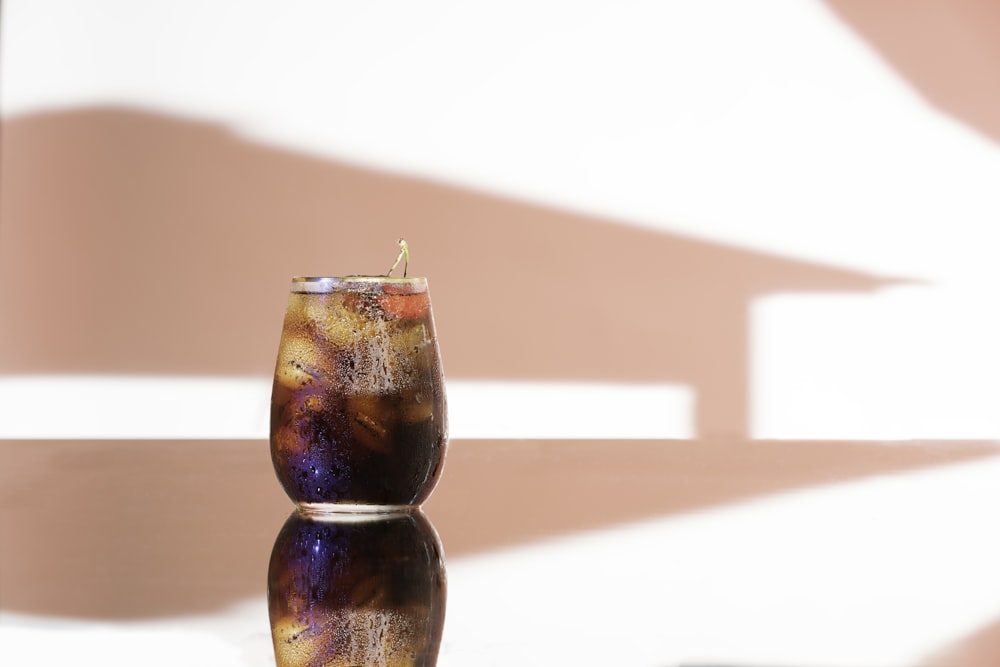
(267, 509, 447, 667)
(270, 276, 448, 511)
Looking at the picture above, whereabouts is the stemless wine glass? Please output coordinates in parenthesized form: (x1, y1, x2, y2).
(269, 276, 447, 512)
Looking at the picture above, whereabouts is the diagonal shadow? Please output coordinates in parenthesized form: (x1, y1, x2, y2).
(824, 0, 1000, 144)
(1, 437, 997, 620)
(0, 107, 897, 438)
(915, 614, 1000, 666)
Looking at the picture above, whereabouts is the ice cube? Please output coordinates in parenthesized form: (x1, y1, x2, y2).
(346, 394, 397, 454)
(303, 293, 366, 348)
(409, 399, 436, 425)
(274, 336, 326, 390)
(271, 616, 314, 667)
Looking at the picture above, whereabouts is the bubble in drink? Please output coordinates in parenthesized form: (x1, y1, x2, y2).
(270, 277, 447, 509)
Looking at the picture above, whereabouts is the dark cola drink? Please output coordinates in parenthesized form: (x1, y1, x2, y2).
(268, 509, 446, 667)
(270, 276, 447, 510)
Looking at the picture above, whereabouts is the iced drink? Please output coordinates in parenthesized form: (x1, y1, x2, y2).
(270, 276, 447, 510)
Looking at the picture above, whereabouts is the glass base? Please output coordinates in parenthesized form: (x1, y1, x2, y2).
(295, 501, 417, 520)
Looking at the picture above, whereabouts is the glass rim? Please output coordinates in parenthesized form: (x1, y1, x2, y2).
(290, 276, 428, 293)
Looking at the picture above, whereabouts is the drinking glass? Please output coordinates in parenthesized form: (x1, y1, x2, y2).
(270, 276, 447, 512)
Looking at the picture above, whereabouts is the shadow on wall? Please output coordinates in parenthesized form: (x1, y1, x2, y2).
(0, 108, 894, 437)
(4, 109, 984, 627)
(824, 0, 1000, 144)
(918, 613, 1000, 667)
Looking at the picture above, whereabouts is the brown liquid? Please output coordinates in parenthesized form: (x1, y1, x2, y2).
(270, 282, 447, 507)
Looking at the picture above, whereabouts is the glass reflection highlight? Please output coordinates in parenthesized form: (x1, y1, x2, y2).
(267, 509, 446, 666)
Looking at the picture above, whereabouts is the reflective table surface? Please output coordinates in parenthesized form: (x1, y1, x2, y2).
(3, 437, 1000, 666)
